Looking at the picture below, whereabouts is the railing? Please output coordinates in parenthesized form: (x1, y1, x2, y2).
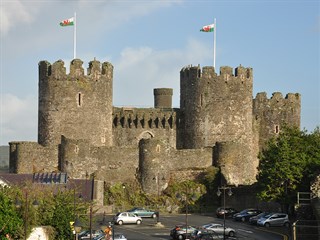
(292, 220, 320, 240)
(297, 192, 311, 205)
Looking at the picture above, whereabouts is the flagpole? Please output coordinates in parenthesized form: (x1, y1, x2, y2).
(74, 12, 76, 59)
(213, 18, 216, 69)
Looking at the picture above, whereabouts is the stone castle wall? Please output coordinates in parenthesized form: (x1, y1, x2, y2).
(9, 59, 301, 194)
(112, 107, 178, 148)
(9, 142, 58, 173)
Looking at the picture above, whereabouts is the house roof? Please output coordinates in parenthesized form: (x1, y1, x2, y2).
(0, 173, 94, 202)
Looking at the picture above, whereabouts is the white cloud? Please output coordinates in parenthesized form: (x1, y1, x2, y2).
(113, 37, 212, 107)
(0, 0, 36, 35)
(0, 94, 37, 145)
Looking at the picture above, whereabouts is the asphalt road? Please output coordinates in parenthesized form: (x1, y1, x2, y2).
(100, 214, 290, 240)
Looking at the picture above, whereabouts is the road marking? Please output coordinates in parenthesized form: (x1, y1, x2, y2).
(237, 228, 253, 234)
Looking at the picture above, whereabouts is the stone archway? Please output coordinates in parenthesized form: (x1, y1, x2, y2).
(137, 131, 154, 143)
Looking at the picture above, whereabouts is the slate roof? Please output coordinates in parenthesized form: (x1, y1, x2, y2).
(0, 173, 94, 202)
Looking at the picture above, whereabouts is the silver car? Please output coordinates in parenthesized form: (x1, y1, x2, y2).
(201, 223, 236, 237)
(113, 212, 142, 225)
(257, 213, 290, 227)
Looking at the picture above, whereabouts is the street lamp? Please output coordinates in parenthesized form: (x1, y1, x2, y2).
(15, 191, 39, 240)
(176, 187, 197, 240)
(217, 186, 232, 240)
(73, 216, 82, 240)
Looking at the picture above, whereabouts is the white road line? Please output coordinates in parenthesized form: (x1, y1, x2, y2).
(237, 228, 254, 234)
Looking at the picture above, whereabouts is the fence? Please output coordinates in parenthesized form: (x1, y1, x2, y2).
(292, 220, 320, 240)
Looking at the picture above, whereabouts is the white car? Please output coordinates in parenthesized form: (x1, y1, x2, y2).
(113, 212, 142, 225)
(201, 223, 236, 237)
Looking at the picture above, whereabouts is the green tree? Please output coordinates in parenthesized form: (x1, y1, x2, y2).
(49, 190, 88, 240)
(0, 187, 23, 240)
(257, 126, 320, 212)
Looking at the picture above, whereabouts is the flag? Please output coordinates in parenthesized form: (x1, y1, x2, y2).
(60, 17, 74, 27)
(200, 24, 214, 32)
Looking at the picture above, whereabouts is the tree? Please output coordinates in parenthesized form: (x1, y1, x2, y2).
(256, 126, 320, 212)
(0, 187, 23, 240)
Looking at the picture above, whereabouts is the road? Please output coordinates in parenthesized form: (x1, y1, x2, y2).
(100, 214, 290, 240)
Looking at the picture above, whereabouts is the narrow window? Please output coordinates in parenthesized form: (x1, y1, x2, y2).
(275, 125, 280, 134)
(78, 92, 82, 107)
(200, 94, 203, 107)
(156, 144, 161, 153)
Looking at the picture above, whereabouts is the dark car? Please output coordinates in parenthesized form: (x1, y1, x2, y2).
(127, 207, 158, 218)
(216, 207, 238, 218)
(249, 212, 270, 225)
(233, 208, 262, 222)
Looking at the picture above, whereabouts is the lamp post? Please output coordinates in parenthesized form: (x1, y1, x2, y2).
(88, 174, 95, 240)
(73, 216, 82, 240)
(15, 191, 39, 240)
(176, 186, 197, 240)
(217, 186, 232, 240)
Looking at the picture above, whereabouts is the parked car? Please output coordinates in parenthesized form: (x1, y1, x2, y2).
(127, 207, 158, 218)
(170, 224, 198, 240)
(92, 234, 106, 240)
(249, 212, 270, 225)
(257, 213, 290, 227)
(233, 208, 262, 222)
(113, 233, 128, 240)
(79, 230, 104, 239)
(191, 229, 224, 240)
(94, 232, 127, 240)
(216, 207, 237, 218)
(113, 212, 142, 225)
(201, 223, 236, 237)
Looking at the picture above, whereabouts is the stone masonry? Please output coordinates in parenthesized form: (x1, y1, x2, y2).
(9, 59, 301, 195)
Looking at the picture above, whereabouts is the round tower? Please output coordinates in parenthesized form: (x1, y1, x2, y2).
(179, 65, 253, 149)
(38, 59, 113, 147)
(153, 88, 173, 108)
(138, 138, 169, 195)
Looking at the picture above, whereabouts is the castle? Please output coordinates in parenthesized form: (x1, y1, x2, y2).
(9, 59, 301, 195)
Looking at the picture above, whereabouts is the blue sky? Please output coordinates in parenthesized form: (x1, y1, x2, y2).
(0, 0, 319, 146)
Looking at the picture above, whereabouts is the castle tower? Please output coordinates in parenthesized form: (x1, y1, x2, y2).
(154, 88, 173, 108)
(180, 65, 256, 185)
(180, 65, 253, 149)
(138, 138, 169, 195)
(253, 92, 301, 149)
(38, 59, 113, 147)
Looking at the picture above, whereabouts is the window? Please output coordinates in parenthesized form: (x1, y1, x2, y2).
(77, 92, 82, 107)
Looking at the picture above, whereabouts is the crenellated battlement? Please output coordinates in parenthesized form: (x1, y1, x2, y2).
(39, 59, 113, 81)
(112, 107, 177, 129)
(180, 65, 253, 80)
(254, 92, 301, 104)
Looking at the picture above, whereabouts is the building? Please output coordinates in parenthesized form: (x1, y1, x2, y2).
(9, 59, 300, 195)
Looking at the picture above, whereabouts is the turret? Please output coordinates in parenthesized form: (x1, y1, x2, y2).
(154, 88, 173, 109)
(179, 65, 253, 149)
(253, 91, 301, 149)
(38, 59, 113, 147)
